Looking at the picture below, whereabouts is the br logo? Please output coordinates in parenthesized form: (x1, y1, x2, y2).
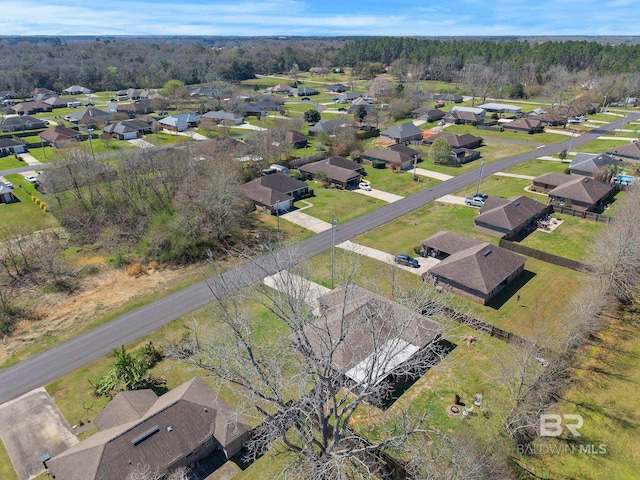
(540, 414, 584, 437)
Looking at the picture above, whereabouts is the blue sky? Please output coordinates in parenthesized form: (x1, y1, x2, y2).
(3, 0, 637, 36)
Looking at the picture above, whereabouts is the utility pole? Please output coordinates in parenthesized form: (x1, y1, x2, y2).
(475, 160, 485, 195)
(331, 216, 338, 289)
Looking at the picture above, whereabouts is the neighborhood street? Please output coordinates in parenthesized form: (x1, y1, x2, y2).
(0, 113, 638, 405)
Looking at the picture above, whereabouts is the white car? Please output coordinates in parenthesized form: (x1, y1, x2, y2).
(25, 175, 39, 184)
(358, 182, 372, 191)
(1, 181, 13, 189)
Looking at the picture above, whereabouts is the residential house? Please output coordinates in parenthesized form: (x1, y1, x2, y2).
(308, 118, 348, 136)
(62, 85, 93, 95)
(411, 107, 445, 122)
(0, 182, 15, 203)
(158, 113, 200, 132)
(254, 96, 283, 112)
(238, 103, 266, 117)
(0, 115, 48, 132)
(531, 173, 614, 211)
(362, 144, 421, 170)
(503, 118, 544, 134)
(31, 88, 56, 99)
(189, 86, 214, 97)
(422, 231, 526, 305)
(39, 125, 83, 147)
(294, 87, 319, 96)
(0, 90, 18, 101)
(528, 111, 566, 127)
(474, 195, 551, 239)
(346, 103, 376, 116)
(444, 110, 484, 125)
(10, 101, 52, 115)
(299, 156, 364, 189)
(341, 92, 362, 102)
(102, 120, 153, 140)
(116, 99, 154, 117)
(423, 132, 482, 150)
(379, 122, 423, 144)
(116, 88, 144, 101)
(325, 84, 347, 93)
(569, 153, 620, 177)
(43, 96, 81, 109)
(0, 138, 26, 157)
(607, 141, 640, 162)
(267, 85, 293, 95)
(285, 130, 308, 149)
(433, 93, 463, 103)
(200, 110, 244, 127)
(478, 103, 522, 115)
(241, 173, 310, 214)
(68, 107, 111, 125)
(46, 377, 251, 480)
(304, 284, 443, 386)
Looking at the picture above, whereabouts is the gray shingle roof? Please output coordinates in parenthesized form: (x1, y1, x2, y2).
(569, 153, 619, 175)
(547, 176, 613, 205)
(476, 195, 548, 232)
(380, 122, 422, 141)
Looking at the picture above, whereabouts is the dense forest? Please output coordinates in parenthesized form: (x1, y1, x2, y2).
(1, 36, 640, 95)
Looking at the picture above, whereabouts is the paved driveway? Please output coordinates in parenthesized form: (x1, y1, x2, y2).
(0, 388, 78, 480)
(435, 194, 468, 206)
(352, 188, 404, 203)
(281, 210, 331, 233)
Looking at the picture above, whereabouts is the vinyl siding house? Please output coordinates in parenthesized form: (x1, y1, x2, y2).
(433, 93, 463, 103)
(422, 231, 526, 305)
(116, 99, 154, 117)
(46, 378, 251, 480)
(474, 195, 551, 239)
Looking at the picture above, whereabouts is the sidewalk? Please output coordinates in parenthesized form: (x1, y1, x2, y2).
(493, 172, 535, 180)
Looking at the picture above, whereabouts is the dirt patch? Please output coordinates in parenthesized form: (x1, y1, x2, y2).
(0, 262, 209, 365)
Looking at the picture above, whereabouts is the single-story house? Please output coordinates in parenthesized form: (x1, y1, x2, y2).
(241, 173, 310, 214)
(62, 85, 93, 95)
(116, 88, 144, 101)
(305, 284, 444, 386)
(43, 96, 80, 109)
(503, 118, 544, 134)
(569, 153, 620, 177)
(474, 195, 551, 239)
(285, 130, 308, 149)
(238, 103, 266, 117)
(362, 144, 421, 170)
(200, 110, 244, 127)
(116, 99, 154, 117)
(308, 118, 348, 136)
(299, 156, 363, 188)
(528, 108, 547, 116)
(102, 119, 153, 140)
(46, 377, 251, 480)
(0, 90, 18, 100)
(254, 97, 283, 112)
(0, 182, 16, 203)
(380, 122, 423, 144)
(158, 113, 200, 132)
(341, 92, 362, 102)
(433, 93, 463, 103)
(528, 112, 566, 127)
(294, 87, 319, 96)
(325, 84, 347, 93)
(10, 101, 52, 115)
(0, 115, 48, 132)
(444, 110, 485, 125)
(531, 173, 614, 211)
(411, 107, 445, 122)
(39, 125, 84, 147)
(0, 138, 26, 157)
(347, 103, 376, 116)
(607, 141, 640, 162)
(478, 103, 522, 115)
(67, 107, 111, 125)
(423, 132, 483, 149)
(31, 87, 56, 99)
(267, 84, 293, 95)
(422, 231, 526, 305)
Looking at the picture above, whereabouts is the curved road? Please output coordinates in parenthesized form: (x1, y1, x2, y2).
(1, 114, 638, 405)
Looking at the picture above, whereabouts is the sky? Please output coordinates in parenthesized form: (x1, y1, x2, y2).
(2, 0, 638, 37)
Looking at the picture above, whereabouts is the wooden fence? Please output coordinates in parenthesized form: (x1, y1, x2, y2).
(499, 238, 592, 272)
(288, 152, 327, 168)
(552, 205, 612, 223)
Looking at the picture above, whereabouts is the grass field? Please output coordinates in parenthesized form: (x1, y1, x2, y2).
(501, 158, 569, 177)
(142, 132, 192, 146)
(575, 138, 632, 153)
(454, 176, 539, 200)
(0, 174, 58, 233)
(362, 165, 441, 196)
(0, 439, 18, 480)
(519, 317, 640, 479)
(0, 156, 25, 170)
(445, 124, 570, 144)
(302, 181, 384, 224)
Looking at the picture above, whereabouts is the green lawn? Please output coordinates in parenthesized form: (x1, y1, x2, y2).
(445, 124, 570, 144)
(575, 139, 632, 153)
(519, 318, 640, 479)
(362, 165, 441, 196)
(520, 215, 606, 261)
(0, 439, 18, 480)
(142, 132, 192, 146)
(454, 176, 541, 201)
(501, 158, 568, 177)
(301, 181, 384, 224)
(0, 174, 58, 233)
(0, 156, 26, 170)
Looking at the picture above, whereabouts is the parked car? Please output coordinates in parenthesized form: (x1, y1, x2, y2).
(25, 175, 39, 185)
(1, 181, 13, 189)
(394, 253, 420, 268)
(358, 182, 372, 191)
(474, 193, 488, 201)
(465, 196, 485, 207)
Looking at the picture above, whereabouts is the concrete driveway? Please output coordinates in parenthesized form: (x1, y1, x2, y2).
(0, 388, 78, 480)
(435, 194, 468, 206)
(128, 138, 155, 148)
(414, 168, 453, 181)
(16, 153, 42, 166)
(352, 188, 404, 203)
(337, 241, 439, 277)
(263, 271, 330, 315)
(281, 210, 332, 233)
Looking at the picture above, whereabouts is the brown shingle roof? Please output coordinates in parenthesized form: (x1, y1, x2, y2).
(475, 195, 548, 232)
(300, 158, 362, 183)
(93, 390, 158, 431)
(39, 125, 81, 143)
(547, 176, 613, 205)
(607, 141, 640, 160)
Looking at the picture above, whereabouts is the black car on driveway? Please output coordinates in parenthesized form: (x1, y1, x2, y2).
(394, 253, 420, 268)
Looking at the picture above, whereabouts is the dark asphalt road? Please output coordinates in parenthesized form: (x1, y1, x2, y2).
(1, 114, 637, 405)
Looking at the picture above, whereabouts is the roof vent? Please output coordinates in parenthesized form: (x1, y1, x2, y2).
(132, 426, 160, 446)
(167, 426, 173, 432)
(482, 249, 492, 257)
(514, 202, 520, 207)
